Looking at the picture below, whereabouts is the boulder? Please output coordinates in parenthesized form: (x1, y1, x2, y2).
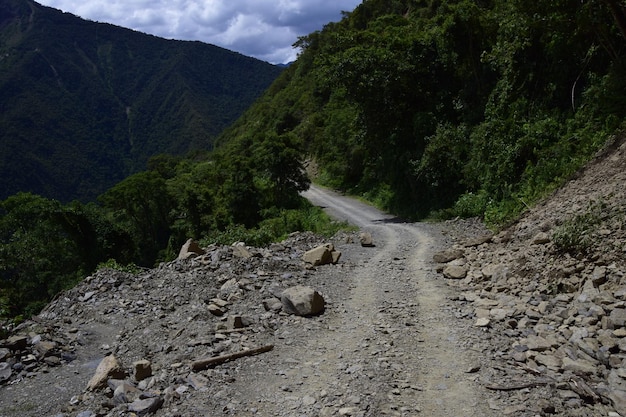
(303, 243, 341, 266)
(232, 243, 252, 259)
(281, 286, 325, 316)
(442, 265, 468, 279)
(86, 355, 125, 391)
(532, 232, 551, 245)
(3, 335, 28, 351)
(177, 239, 205, 260)
(433, 249, 464, 263)
(133, 359, 152, 382)
(128, 397, 164, 416)
(359, 232, 375, 247)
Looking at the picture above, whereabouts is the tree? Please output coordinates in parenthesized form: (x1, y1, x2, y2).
(99, 171, 174, 265)
(254, 132, 310, 209)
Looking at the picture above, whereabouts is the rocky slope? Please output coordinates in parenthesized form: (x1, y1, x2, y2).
(1, 135, 625, 417)
(436, 135, 626, 416)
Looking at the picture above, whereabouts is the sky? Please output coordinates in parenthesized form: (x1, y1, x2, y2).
(37, 0, 363, 64)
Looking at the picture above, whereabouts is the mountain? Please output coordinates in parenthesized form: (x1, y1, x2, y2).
(0, 0, 283, 202)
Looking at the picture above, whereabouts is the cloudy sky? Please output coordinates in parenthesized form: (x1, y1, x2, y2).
(37, 0, 363, 64)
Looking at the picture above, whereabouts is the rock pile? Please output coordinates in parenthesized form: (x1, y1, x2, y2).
(436, 137, 626, 416)
(0, 231, 346, 416)
(0, 321, 80, 384)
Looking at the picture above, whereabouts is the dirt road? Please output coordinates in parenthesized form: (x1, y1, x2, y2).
(224, 186, 497, 416)
(0, 185, 499, 417)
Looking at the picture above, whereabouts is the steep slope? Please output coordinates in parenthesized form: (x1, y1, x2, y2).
(0, 0, 283, 202)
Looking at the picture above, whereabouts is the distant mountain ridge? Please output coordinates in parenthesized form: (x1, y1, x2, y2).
(0, 0, 283, 202)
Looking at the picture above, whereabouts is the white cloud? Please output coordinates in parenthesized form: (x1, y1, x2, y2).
(37, 0, 362, 63)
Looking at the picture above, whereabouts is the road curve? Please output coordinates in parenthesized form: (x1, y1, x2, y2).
(302, 185, 496, 416)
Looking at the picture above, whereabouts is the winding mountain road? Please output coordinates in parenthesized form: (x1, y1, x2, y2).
(301, 185, 495, 416)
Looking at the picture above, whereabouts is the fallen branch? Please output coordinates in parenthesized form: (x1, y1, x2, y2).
(191, 345, 274, 371)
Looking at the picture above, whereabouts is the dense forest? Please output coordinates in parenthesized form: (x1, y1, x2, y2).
(0, 0, 283, 202)
(222, 0, 626, 223)
(2, 0, 626, 321)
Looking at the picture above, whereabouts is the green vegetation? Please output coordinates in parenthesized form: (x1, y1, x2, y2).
(0, 0, 283, 202)
(2, 0, 626, 324)
(221, 0, 626, 225)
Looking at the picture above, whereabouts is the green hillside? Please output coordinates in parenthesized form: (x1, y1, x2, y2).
(219, 0, 626, 223)
(0, 0, 283, 202)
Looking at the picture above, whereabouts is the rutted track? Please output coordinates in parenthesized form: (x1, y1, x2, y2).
(225, 186, 496, 416)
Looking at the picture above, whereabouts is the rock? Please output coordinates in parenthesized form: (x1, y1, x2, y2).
(86, 355, 125, 391)
(3, 335, 28, 350)
(433, 249, 464, 263)
(133, 359, 152, 381)
(442, 265, 468, 279)
(303, 243, 340, 266)
(464, 234, 492, 247)
(187, 373, 209, 390)
(535, 353, 562, 370)
(44, 356, 61, 366)
(113, 381, 141, 405)
(359, 232, 375, 247)
(177, 238, 205, 260)
(475, 317, 490, 327)
(225, 315, 244, 329)
(591, 266, 607, 287)
(525, 335, 555, 352)
(262, 298, 283, 312)
(0, 348, 11, 361)
(281, 286, 325, 316)
(128, 397, 164, 416)
(207, 303, 226, 316)
(232, 244, 252, 259)
(34, 340, 56, 358)
(0, 362, 12, 382)
(608, 389, 626, 412)
(610, 308, 626, 328)
(562, 357, 598, 375)
(532, 232, 551, 244)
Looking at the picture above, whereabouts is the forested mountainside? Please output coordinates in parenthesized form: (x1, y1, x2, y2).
(0, 0, 283, 202)
(219, 0, 626, 223)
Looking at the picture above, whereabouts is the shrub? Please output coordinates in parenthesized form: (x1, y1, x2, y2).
(552, 201, 604, 254)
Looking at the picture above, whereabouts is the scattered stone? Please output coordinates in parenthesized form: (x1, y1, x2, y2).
(281, 286, 325, 316)
(475, 317, 490, 327)
(464, 234, 492, 247)
(232, 244, 252, 259)
(443, 265, 468, 279)
(3, 335, 28, 350)
(86, 355, 125, 391)
(128, 397, 164, 416)
(303, 243, 341, 266)
(133, 360, 152, 382)
(177, 238, 205, 260)
(359, 232, 375, 247)
(433, 248, 464, 263)
(532, 232, 551, 245)
(0, 362, 11, 382)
